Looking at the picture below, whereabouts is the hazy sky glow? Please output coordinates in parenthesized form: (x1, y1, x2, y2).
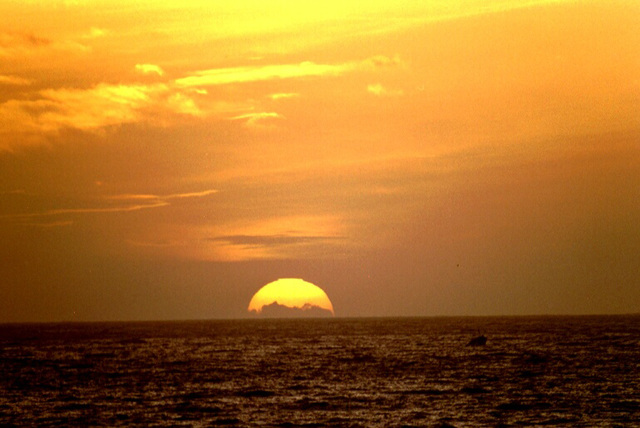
(1, 0, 639, 321)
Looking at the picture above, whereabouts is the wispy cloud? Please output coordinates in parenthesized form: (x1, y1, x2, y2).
(203, 233, 346, 261)
(18, 200, 170, 218)
(0, 84, 164, 135)
(199, 215, 348, 261)
(367, 83, 403, 97)
(37, 83, 159, 130)
(165, 92, 203, 116)
(135, 63, 164, 76)
(0, 189, 26, 195)
(174, 56, 399, 88)
(0, 30, 90, 58)
(0, 31, 50, 47)
(0, 83, 204, 140)
(106, 189, 219, 202)
(0, 75, 32, 86)
(0, 31, 50, 57)
(17, 220, 74, 228)
(82, 27, 107, 39)
(165, 189, 219, 199)
(0, 52, 401, 147)
(231, 112, 283, 127)
(126, 239, 181, 248)
(175, 61, 349, 88)
(106, 194, 159, 201)
(209, 234, 343, 247)
(2, 189, 218, 221)
(269, 92, 299, 100)
(438, 0, 568, 22)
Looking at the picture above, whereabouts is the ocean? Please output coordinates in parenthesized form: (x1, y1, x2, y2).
(1, 316, 639, 426)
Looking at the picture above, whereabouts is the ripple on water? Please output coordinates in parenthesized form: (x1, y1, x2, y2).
(0, 316, 639, 426)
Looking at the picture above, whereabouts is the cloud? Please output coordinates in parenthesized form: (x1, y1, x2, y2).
(209, 234, 343, 247)
(166, 92, 203, 116)
(82, 27, 107, 39)
(174, 56, 399, 88)
(165, 189, 219, 199)
(135, 63, 164, 76)
(441, 0, 568, 21)
(0, 31, 50, 47)
(20, 201, 170, 217)
(207, 233, 342, 261)
(2, 189, 218, 221)
(231, 112, 283, 127)
(199, 215, 348, 261)
(0, 30, 90, 58)
(0, 53, 401, 148)
(126, 239, 181, 248)
(0, 75, 32, 86)
(37, 83, 159, 130)
(269, 92, 299, 100)
(0, 31, 51, 57)
(107, 189, 219, 202)
(14, 220, 74, 228)
(0, 82, 206, 142)
(364, 55, 403, 68)
(106, 194, 159, 200)
(204, 235, 345, 261)
(0, 84, 167, 139)
(175, 61, 349, 88)
(367, 83, 403, 97)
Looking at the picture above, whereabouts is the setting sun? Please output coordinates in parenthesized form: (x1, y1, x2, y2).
(248, 279, 335, 316)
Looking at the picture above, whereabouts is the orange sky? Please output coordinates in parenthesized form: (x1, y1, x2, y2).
(1, 0, 639, 321)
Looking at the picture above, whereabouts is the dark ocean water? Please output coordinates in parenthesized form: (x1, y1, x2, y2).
(1, 316, 640, 427)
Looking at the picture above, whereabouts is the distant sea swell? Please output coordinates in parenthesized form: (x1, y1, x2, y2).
(1, 316, 639, 426)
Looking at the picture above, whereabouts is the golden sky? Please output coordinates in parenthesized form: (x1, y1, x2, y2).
(1, 0, 639, 321)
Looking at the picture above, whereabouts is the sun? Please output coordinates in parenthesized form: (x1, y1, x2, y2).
(248, 278, 335, 316)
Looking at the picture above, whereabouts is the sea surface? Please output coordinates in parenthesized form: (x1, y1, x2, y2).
(1, 316, 639, 427)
